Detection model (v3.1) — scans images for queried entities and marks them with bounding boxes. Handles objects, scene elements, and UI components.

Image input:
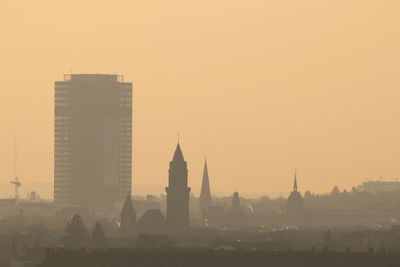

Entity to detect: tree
[351,186,359,194]
[304,191,312,199]
[331,185,340,195]
[62,214,88,248]
[91,221,107,248]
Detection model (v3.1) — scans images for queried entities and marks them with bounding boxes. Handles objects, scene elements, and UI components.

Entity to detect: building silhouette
[286,170,304,214]
[136,209,168,234]
[357,180,400,194]
[54,74,132,207]
[206,206,225,228]
[165,142,191,230]
[232,192,241,207]
[227,192,249,229]
[120,195,136,233]
[199,160,212,221]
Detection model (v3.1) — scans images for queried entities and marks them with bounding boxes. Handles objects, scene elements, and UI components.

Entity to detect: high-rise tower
[199,160,212,219]
[54,74,132,207]
[165,142,191,230]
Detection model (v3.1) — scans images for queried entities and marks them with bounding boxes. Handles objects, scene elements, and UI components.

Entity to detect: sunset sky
[1,0,400,199]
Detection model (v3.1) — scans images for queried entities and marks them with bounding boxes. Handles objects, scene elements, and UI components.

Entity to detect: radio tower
[10,132,21,204]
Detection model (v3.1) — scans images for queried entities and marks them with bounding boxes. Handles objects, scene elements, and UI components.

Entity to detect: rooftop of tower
[172,142,185,162]
[63,74,125,83]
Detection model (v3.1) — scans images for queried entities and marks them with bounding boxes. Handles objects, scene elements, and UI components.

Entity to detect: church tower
[232,192,241,207]
[120,194,136,233]
[166,142,191,230]
[286,170,304,214]
[199,160,212,220]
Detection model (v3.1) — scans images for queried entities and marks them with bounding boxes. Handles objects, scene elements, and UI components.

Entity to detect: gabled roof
[137,209,166,225]
[137,209,167,233]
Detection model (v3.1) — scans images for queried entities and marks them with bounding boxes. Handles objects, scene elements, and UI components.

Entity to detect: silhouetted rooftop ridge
[63,73,125,83]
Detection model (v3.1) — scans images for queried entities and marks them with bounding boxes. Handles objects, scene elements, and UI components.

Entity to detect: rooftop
[63,74,125,83]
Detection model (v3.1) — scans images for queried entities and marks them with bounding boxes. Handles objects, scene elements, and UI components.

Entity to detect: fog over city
[1,1,400,266]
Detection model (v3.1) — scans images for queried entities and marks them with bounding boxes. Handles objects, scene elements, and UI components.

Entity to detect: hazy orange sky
[1,0,400,199]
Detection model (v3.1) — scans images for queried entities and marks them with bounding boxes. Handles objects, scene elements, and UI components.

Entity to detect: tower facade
[54,74,132,207]
[232,192,240,207]
[199,160,212,220]
[165,143,191,230]
[227,191,249,229]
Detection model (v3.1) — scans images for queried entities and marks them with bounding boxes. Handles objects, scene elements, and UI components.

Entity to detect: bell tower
[165,142,191,230]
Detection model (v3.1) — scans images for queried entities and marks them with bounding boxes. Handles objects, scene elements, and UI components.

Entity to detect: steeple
[200,160,211,200]
[120,194,136,233]
[172,142,185,162]
[287,169,304,214]
[200,160,212,219]
[121,194,135,215]
[166,141,191,230]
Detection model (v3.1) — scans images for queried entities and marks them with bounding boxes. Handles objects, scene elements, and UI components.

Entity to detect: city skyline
[3,2,400,266]
[1,1,400,199]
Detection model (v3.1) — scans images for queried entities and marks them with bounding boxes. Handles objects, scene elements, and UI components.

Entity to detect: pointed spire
[172,142,185,162]
[199,159,212,220]
[121,194,135,214]
[200,160,211,201]
[293,168,298,192]
[120,194,136,232]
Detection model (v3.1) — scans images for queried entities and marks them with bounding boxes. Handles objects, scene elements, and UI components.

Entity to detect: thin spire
[293,168,298,192]
[200,160,211,201]
[13,130,17,179]
[199,159,212,220]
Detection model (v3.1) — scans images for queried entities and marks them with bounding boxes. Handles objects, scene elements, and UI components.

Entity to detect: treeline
[39,249,400,267]
[213,187,400,214]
